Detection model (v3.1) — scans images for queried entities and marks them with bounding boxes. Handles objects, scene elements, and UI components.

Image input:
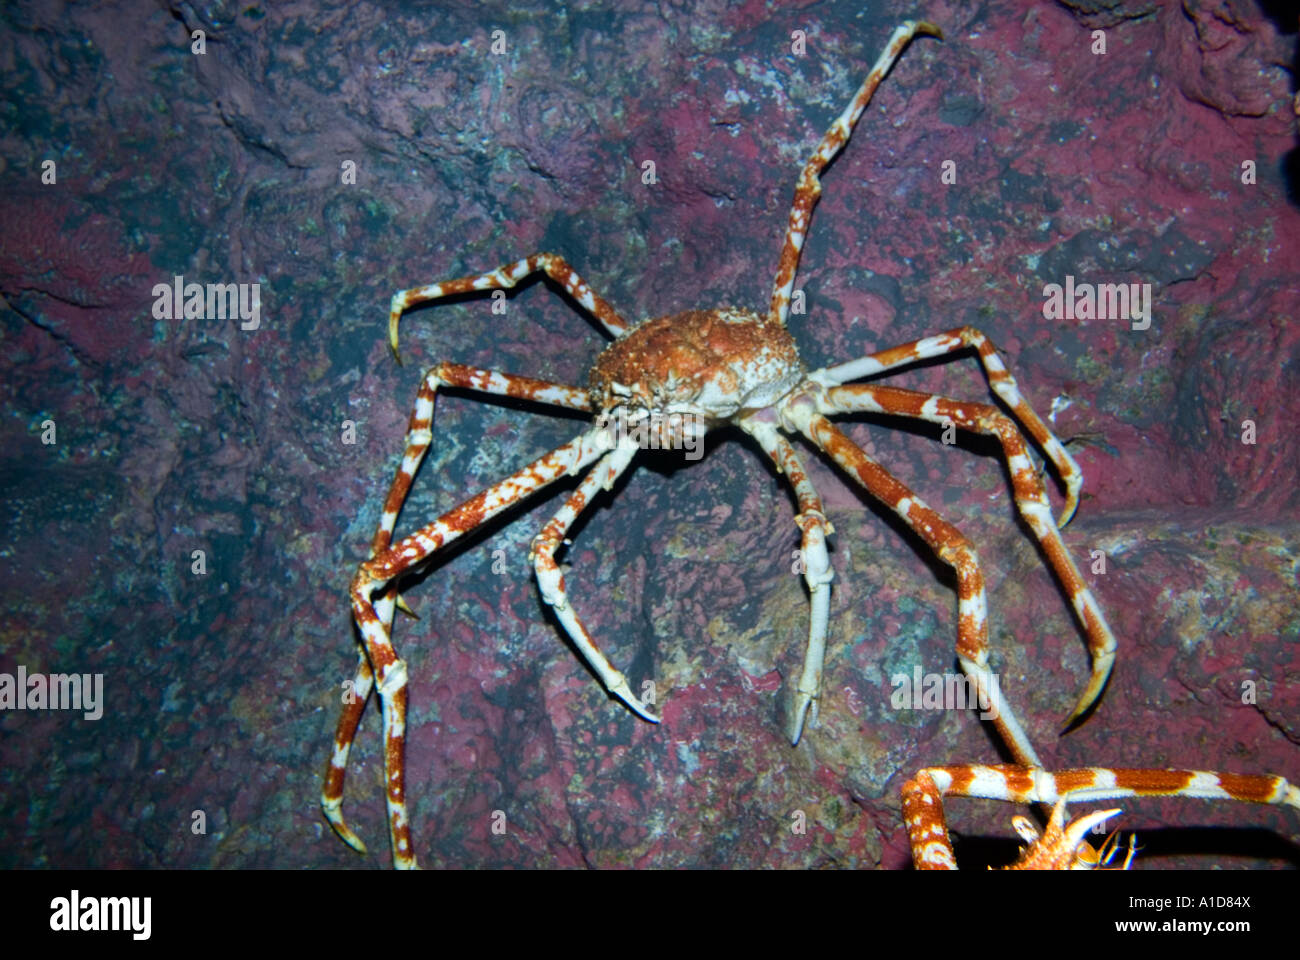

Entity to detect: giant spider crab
[321,20,1126,869]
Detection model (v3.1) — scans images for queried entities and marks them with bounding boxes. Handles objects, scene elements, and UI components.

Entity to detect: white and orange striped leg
[823,383,1115,725]
[781,402,1043,768]
[389,253,631,362]
[324,363,595,852]
[768,20,942,326]
[324,361,599,867]
[347,429,609,867]
[322,652,379,854]
[903,764,1300,870]
[323,363,591,854]
[530,438,659,719]
[821,326,1084,527]
[740,418,834,743]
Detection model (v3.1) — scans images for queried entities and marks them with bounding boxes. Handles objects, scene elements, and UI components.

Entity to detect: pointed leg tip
[1061,652,1115,732]
[1057,500,1079,529]
[388,314,405,365]
[628,696,661,723]
[323,799,370,855]
[787,694,816,744]
[332,822,369,856]
[615,686,661,723]
[1060,694,1096,734]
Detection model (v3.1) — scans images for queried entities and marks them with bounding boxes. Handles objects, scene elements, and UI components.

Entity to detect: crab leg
[390,253,631,362]
[347,428,608,868]
[769,20,941,327]
[823,382,1115,726]
[323,363,594,856]
[818,326,1083,527]
[366,361,591,571]
[740,418,834,744]
[531,438,658,719]
[328,354,604,868]
[903,764,1300,869]
[322,651,379,854]
[782,406,1044,768]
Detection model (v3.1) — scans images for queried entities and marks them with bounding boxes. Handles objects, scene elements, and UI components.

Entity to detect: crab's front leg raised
[769,20,942,327]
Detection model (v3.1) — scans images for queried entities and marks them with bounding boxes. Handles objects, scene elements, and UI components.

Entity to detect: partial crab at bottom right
[902,764,1300,869]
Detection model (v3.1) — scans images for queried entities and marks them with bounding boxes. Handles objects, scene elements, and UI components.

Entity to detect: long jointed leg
[322,364,597,859]
[784,408,1044,768]
[903,765,1300,870]
[323,364,595,853]
[820,326,1084,526]
[365,361,591,580]
[322,653,377,853]
[825,382,1115,725]
[344,424,609,867]
[768,20,941,327]
[530,440,658,719]
[741,418,834,744]
[390,252,631,361]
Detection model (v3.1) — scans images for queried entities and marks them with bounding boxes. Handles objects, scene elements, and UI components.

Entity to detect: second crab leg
[823,382,1116,726]
[820,326,1084,527]
[349,428,608,867]
[783,405,1044,768]
[530,438,657,719]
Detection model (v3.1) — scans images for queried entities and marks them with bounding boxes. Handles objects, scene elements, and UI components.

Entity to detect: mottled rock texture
[0,0,1296,868]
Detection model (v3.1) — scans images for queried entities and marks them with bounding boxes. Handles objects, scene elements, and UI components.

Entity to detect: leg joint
[529,529,561,562]
[375,657,409,698]
[938,535,979,571]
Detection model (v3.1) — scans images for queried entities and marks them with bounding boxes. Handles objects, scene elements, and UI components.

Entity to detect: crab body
[589,307,805,425]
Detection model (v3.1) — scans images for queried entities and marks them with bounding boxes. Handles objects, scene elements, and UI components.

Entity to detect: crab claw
[1009,798,1122,870]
